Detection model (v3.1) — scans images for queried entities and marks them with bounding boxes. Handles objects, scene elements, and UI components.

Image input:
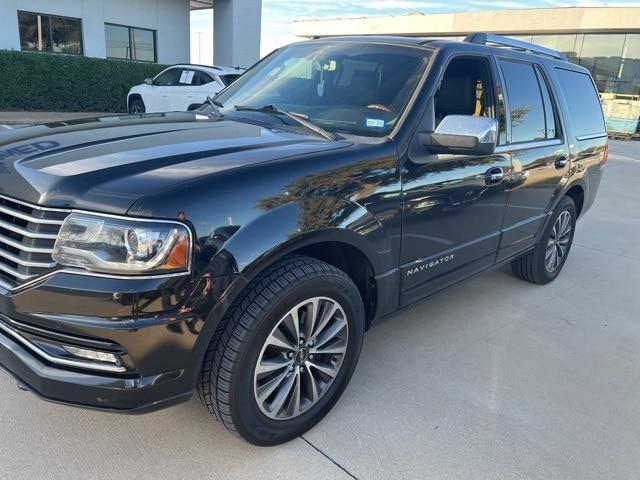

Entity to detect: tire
[198,255,365,446]
[128,98,146,114]
[511,196,577,285]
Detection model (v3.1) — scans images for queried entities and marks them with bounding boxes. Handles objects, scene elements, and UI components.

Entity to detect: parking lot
[0,140,638,480]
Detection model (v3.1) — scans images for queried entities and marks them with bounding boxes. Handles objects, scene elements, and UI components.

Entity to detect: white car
[127,64,245,114]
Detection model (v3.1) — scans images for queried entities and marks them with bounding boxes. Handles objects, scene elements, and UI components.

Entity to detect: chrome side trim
[495,139,563,154]
[576,133,608,141]
[0,317,126,373]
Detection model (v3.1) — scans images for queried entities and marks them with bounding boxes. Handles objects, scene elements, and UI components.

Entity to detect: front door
[400,54,512,306]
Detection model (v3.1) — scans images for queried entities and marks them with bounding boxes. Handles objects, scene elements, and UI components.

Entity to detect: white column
[214,0,261,68]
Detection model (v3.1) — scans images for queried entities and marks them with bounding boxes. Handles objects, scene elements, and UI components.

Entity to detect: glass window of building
[18,11,82,55]
[530,34,580,62]
[105,24,156,62]
[618,34,640,96]
[499,59,547,143]
[577,34,626,93]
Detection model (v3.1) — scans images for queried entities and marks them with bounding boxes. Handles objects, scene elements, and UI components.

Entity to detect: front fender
[212,197,392,282]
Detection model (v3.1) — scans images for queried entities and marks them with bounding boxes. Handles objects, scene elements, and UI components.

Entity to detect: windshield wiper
[234,104,337,141]
[205,96,223,118]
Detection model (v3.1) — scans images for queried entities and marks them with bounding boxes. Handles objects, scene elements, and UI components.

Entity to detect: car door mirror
[419,115,498,156]
[144,77,154,86]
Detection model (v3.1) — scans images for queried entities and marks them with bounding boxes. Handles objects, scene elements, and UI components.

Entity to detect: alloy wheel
[545,210,572,273]
[253,297,349,420]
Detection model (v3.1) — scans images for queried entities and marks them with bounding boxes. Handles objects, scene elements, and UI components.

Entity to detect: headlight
[52,213,191,275]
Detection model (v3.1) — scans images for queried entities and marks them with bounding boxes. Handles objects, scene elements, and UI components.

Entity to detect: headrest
[436,74,477,117]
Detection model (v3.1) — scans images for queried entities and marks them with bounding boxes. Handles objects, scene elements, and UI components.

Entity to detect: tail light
[601,143,609,166]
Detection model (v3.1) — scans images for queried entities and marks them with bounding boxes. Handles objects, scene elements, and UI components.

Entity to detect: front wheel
[128,98,145,114]
[198,255,365,446]
[511,196,577,285]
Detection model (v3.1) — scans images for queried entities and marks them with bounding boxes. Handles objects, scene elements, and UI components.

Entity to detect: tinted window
[500,60,546,143]
[132,28,155,62]
[555,68,606,138]
[194,71,214,85]
[219,74,241,86]
[18,11,82,55]
[155,69,180,86]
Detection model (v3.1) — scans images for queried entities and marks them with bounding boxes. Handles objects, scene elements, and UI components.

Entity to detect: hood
[0,113,349,214]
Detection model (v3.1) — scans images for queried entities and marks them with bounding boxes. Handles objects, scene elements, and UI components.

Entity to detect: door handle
[555,154,569,169]
[485,167,504,185]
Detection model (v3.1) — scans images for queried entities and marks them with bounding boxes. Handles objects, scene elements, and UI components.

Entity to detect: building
[294,7,640,134]
[0,0,261,67]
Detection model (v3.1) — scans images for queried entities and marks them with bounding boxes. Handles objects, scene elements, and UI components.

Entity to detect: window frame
[533,63,565,143]
[105,22,157,63]
[17,10,84,55]
[496,56,564,147]
[554,66,608,141]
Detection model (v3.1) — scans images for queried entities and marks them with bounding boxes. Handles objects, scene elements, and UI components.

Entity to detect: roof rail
[464,33,568,61]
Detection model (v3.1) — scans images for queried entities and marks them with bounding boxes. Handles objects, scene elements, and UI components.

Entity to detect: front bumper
[0,269,236,413]
[0,322,192,412]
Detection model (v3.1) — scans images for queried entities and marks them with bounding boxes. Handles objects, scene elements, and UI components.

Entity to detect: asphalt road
[1,141,639,480]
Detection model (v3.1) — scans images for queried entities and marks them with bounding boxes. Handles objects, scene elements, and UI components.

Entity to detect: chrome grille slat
[0,204,64,225]
[0,262,32,280]
[0,249,57,268]
[0,195,66,289]
[0,218,58,239]
[0,232,53,254]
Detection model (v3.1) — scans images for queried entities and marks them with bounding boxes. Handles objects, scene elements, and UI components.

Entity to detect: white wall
[0,0,190,64]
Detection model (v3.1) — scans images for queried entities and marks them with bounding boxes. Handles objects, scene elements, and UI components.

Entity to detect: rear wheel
[128,98,145,114]
[511,196,577,285]
[198,255,365,446]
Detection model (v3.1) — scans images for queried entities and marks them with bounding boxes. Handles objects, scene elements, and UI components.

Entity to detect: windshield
[214,42,431,137]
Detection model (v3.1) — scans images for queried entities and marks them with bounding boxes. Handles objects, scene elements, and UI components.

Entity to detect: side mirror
[144,77,154,86]
[419,115,498,156]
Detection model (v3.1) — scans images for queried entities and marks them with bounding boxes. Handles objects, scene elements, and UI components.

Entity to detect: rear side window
[499,59,546,143]
[555,68,606,139]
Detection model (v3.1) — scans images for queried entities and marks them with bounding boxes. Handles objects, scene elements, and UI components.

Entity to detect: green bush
[0,50,167,112]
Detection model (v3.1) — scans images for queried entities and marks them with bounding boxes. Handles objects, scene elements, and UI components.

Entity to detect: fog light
[63,345,120,365]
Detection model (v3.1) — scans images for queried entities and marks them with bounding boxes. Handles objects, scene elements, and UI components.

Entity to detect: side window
[535,66,558,139]
[218,74,241,86]
[154,68,180,86]
[194,71,214,85]
[499,59,546,143]
[435,56,496,127]
[555,68,606,139]
[177,69,197,85]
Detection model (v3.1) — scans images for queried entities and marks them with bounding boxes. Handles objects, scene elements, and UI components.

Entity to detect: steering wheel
[367,104,393,113]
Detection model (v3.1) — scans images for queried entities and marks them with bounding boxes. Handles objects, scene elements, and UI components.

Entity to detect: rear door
[495,57,570,261]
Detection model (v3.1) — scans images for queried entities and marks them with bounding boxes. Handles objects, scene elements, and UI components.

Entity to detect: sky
[191,0,640,63]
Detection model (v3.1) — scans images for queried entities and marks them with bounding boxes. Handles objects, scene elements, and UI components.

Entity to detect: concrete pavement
[0,141,638,480]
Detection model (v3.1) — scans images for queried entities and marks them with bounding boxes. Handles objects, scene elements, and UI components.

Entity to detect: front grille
[0,194,69,291]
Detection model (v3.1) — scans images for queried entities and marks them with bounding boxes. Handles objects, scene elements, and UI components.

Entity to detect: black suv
[0,34,607,445]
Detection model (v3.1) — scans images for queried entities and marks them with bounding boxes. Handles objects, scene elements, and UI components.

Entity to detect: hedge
[0,50,167,112]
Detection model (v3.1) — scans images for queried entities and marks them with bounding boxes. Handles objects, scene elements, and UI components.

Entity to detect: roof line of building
[293,6,640,38]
